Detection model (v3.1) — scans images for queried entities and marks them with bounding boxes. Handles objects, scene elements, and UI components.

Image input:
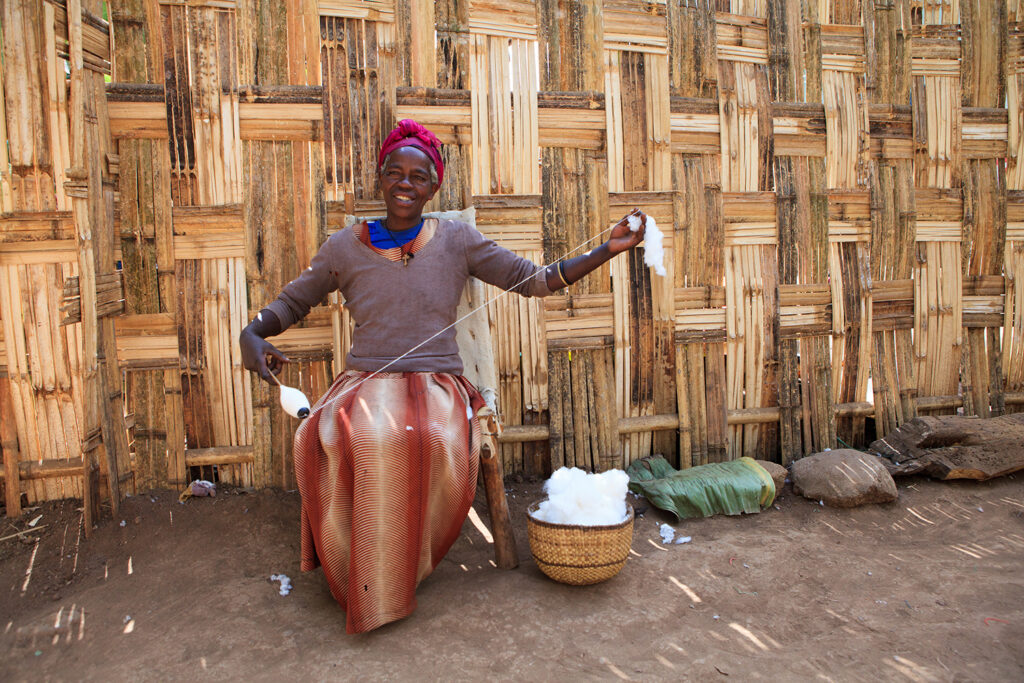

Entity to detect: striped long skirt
[293,371,483,634]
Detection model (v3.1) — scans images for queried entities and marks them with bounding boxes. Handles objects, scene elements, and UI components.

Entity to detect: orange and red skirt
[293,370,483,633]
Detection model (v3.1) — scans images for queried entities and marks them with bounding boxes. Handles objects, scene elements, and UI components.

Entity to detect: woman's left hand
[606,209,648,255]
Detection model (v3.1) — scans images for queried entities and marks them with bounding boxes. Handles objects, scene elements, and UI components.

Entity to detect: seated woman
[240,119,648,633]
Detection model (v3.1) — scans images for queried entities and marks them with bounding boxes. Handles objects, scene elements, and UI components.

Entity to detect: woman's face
[379,146,439,227]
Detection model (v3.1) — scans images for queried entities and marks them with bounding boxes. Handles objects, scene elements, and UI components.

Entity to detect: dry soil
[1,474,1023,681]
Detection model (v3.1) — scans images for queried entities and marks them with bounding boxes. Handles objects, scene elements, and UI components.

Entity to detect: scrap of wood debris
[870,413,1024,481]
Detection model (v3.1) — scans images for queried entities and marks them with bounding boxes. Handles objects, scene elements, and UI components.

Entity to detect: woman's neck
[384,214,423,232]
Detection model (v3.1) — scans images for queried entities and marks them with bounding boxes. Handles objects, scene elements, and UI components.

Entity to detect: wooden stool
[478,410,518,569]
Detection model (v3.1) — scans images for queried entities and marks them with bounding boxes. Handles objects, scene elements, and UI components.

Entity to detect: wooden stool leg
[479,436,518,569]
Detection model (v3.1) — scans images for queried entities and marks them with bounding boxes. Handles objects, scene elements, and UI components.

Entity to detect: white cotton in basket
[626,214,666,277]
[532,467,630,526]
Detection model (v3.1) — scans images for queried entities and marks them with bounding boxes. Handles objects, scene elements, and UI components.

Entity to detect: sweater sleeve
[460,221,554,298]
[263,232,343,329]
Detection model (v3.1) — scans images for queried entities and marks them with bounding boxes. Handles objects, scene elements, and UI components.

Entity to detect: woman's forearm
[543,210,646,292]
[545,243,615,291]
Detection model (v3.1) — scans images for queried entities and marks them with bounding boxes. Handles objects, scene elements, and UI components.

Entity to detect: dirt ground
[1,472,1022,682]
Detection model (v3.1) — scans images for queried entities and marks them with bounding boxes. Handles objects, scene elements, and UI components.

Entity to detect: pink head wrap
[377,119,444,186]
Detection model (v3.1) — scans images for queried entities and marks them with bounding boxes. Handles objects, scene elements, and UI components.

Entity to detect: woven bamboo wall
[2,0,1024,509]
[1,0,131,524]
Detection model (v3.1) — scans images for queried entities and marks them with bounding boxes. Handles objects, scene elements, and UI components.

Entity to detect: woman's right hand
[240,329,289,383]
[606,208,648,255]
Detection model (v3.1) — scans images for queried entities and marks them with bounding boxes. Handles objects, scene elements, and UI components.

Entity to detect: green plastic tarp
[626,455,776,520]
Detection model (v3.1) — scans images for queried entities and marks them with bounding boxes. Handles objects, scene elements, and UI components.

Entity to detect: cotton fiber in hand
[626,214,666,277]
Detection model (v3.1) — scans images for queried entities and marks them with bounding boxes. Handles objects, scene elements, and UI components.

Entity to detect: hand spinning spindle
[267,372,311,419]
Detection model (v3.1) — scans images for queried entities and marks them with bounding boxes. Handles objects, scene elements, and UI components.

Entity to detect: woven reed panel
[0,0,134,521]
[96,0,1024,476]
[8,0,1024,514]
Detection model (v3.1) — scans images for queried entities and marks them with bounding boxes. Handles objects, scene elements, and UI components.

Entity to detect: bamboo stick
[470,35,489,194]
[229,258,248,445]
[605,49,624,192]
[0,38,11,212]
[0,374,21,515]
[218,258,235,444]
[184,446,253,467]
[612,256,628,466]
[43,2,70,213]
[67,0,97,524]
[740,245,754,456]
[493,399,883,445]
[61,262,85,475]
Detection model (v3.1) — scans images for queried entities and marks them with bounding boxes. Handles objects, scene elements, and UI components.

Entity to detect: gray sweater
[265,219,553,374]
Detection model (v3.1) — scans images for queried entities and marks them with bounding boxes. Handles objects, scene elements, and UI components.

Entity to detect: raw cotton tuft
[532,467,630,526]
[641,216,665,276]
[659,523,692,545]
[626,214,666,276]
[270,573,292,596]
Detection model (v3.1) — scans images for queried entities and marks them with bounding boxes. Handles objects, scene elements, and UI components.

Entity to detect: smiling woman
[377,120,443,232]
[371,145,438,263]
[237,119,649,633]
[379,146,437,225]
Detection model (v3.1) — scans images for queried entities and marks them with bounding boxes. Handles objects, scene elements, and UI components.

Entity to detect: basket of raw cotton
[526,467,634,586]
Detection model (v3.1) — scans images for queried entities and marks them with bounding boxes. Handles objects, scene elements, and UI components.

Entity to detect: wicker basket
[526,502,635,586]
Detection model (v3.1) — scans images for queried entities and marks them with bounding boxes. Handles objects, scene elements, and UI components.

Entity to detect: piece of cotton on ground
[659,524,692,545]
[627,214,666,276]
[532,467,630,526]
[270,573,292,596]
